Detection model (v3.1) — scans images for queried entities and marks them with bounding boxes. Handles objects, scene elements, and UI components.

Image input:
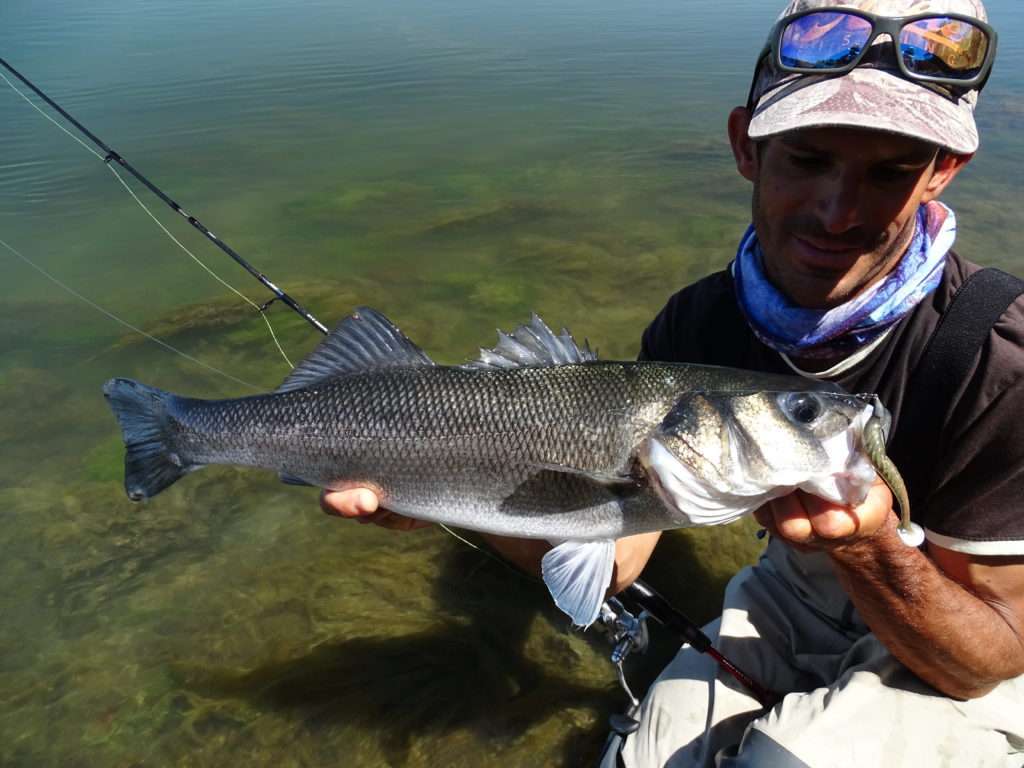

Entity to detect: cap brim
[748,69,979,155]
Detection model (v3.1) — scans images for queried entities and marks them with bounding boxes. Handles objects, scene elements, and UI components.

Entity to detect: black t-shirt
[640,251,1024,553]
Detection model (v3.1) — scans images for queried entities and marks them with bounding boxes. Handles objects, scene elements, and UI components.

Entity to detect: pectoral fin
[541,539,616,628]
[279,472,314,487]
[530,463,641,493]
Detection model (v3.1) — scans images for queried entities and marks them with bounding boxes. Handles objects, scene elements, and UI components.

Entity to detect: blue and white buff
[733,201,957,360]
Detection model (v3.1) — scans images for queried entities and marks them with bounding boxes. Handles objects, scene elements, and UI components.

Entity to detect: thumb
[320,487,380,517]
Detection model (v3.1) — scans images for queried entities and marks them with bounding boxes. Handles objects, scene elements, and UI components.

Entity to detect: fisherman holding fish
[321,0,1024,764]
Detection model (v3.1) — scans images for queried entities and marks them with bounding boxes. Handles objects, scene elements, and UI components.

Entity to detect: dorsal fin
[276,307,434,393]
[464,313,598,370]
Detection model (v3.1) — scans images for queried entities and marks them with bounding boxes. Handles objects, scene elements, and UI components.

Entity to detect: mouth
[791,235,864,272]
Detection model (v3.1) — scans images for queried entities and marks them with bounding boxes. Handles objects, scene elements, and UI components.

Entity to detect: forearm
[478,533,548,578]
[479,531,662,594]
[829,516,1024,699]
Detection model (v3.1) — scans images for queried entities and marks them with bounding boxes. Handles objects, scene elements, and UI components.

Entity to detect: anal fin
[541,539,616,628]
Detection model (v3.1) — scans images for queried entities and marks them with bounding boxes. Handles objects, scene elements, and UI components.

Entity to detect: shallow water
[1,1,1023,765]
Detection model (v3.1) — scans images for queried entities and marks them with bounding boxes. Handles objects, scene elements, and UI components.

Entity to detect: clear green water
[1,1,1022,764]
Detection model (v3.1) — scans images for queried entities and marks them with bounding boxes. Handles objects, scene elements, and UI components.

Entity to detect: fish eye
[784,393,822,425]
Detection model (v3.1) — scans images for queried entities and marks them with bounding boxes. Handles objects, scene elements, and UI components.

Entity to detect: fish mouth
[785,399,880,506]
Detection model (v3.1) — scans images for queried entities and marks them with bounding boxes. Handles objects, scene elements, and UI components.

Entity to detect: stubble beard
[750,187,918,309]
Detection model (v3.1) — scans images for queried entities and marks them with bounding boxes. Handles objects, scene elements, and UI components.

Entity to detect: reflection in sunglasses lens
[780,12,872,69]
[900,17,989,79]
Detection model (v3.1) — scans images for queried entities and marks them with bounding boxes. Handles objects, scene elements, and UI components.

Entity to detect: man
[322,0,1024,764]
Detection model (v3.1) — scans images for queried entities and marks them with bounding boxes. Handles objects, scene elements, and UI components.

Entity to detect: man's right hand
[319,488,432,531]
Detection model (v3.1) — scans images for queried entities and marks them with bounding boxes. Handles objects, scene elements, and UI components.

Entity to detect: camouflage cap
[748,0,991,154]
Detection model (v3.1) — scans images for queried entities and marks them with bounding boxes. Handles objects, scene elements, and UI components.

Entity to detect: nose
[815,170,865,235]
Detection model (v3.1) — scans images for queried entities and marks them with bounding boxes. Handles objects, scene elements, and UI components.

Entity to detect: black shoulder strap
[896,268,1024,508]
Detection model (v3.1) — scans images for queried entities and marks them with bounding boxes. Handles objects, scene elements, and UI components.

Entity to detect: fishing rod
[0,55,329,337]
[621,580,779,709]
[595,579,778,767]
[599,578,777,713]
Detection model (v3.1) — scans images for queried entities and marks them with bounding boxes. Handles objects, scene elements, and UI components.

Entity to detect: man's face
[734,121,965,309]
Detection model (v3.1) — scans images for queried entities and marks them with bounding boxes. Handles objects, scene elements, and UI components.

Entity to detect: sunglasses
[748,8,997,107]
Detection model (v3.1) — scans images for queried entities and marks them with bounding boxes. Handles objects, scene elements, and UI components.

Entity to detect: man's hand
[753,478,895,552]
[319,488,431,531]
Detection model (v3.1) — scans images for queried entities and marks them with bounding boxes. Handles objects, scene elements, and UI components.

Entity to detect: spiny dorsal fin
[464,313,598,370]
[276,307,434,393]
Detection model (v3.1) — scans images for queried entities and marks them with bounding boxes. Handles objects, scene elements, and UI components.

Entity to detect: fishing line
[3,61,295,370]
[438,524,484,553]
[1,70,104,160]
[103,163,294,369]
[0,57,327,353]
[0,236,261,391]
[0,65,296,371]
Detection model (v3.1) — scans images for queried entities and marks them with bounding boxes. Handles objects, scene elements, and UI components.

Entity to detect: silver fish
[103,307,892,625]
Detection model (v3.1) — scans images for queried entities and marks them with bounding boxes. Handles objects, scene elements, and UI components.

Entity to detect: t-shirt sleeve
[920,299,1024,554]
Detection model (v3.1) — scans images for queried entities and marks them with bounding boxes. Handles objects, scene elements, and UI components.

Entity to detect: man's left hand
[753,478,895,551]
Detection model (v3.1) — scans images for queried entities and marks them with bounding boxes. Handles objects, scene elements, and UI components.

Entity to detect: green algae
[423,200,567,238]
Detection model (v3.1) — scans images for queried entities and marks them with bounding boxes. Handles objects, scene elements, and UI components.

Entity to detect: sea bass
[103,307,896,626]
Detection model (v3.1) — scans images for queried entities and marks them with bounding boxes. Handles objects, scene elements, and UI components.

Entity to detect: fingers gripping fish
[103,308,914,627]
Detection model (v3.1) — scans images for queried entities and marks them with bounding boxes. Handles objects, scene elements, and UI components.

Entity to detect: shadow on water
[175,523,755,767]
[176,545,598,764]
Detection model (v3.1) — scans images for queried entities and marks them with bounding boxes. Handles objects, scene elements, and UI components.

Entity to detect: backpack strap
[894,268,1024,510]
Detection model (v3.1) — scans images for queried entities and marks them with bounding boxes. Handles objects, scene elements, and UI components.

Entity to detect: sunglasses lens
[780,12,873,69]
[900,17,990,80]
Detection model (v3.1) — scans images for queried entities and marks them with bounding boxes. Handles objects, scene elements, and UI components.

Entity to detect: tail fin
[102,378,192,501]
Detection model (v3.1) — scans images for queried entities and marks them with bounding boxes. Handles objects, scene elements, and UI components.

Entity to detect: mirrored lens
[900,17,989,79]
[780,12,873,69]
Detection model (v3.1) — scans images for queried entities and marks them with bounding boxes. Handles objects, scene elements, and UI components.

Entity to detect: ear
[728,106,759,182]
[921,151,973,203]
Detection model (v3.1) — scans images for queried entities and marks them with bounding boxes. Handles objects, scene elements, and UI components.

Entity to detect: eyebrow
[779,136,937,164]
